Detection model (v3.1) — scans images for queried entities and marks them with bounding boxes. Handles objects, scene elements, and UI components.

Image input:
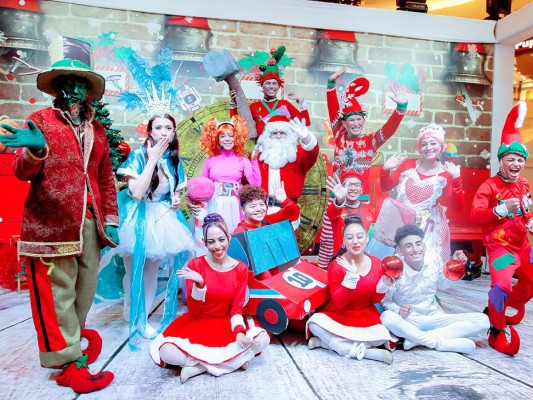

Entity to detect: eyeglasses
[345,182,362,188]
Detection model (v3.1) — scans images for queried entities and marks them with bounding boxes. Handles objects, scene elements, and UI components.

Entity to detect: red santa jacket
[470,174,533,236]
[230,99,310,137]
[14,107,119,257]
[258,142,320,200]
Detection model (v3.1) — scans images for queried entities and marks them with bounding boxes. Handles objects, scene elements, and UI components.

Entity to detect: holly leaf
[114,46,135,61]
[98,32,118,47]
[385,63,397,82]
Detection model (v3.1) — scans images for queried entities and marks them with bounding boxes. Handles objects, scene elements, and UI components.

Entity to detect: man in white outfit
[380,224,489,354]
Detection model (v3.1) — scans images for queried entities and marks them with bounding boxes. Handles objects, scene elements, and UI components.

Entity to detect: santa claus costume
[256,115,319,204]
[379,125,464,263]
[471,102,533,356]
[230,46,310,137]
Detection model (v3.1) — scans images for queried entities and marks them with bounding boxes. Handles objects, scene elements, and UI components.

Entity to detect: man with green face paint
[0,36,118,393]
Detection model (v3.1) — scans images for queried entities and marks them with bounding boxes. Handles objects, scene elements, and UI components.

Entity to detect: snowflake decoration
[480,149,491,159]
[43,27,59,42]
[467,44,480,57]
[147,20,162,36]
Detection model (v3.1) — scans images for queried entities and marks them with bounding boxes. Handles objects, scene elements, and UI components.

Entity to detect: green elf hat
[256,46,286,87]
[497,101,529,160]
[37,36,105,102]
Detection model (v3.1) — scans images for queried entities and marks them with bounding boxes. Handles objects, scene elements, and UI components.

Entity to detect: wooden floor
[1,274,533,400]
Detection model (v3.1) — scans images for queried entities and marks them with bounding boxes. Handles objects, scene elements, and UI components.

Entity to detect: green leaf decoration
[98,32,118,47]
[114,46,135,61]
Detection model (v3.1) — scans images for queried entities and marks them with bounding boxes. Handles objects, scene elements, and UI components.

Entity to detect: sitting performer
[150,214,270,383]
[306,215,395,364]
[318,169,376,268]
[234,183,300,233]
[471,101,533,356]
[380,224,489,354]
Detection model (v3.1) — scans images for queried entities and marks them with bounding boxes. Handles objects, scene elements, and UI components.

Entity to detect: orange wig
[200,115,249,157]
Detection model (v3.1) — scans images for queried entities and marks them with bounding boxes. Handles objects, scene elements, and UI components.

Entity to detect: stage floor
[1,274,532,400]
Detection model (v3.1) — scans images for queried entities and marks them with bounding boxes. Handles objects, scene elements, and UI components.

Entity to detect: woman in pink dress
[306,215,395,364]
[379,124,463,262]
[150,214,269,383]
[200,116,261,233]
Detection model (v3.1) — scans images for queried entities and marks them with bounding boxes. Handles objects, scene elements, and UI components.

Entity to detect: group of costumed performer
[0,36,117,393]
[471,101,533,356]
[378,124,464,263]
[199,115,261,233]
[230,46,310,137]
[150,213,270,383]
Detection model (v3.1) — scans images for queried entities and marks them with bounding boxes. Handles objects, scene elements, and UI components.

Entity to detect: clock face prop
[176,102,329,253]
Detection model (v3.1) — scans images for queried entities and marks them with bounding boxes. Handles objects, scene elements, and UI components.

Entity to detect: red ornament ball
[444,260,466,281]
[117,141,131,158]
[29,98,36,104]
[381,256,404,279]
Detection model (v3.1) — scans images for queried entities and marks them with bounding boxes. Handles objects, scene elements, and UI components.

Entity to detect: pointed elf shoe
[80,328,102,364]
[55,355,114,393]
[488,326,520,356]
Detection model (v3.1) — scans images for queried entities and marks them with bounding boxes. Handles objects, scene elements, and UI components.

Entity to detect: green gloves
[105,225,120,245]
[0,120,47,153]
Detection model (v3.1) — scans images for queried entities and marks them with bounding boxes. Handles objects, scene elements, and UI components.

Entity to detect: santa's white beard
[259,137,297,169]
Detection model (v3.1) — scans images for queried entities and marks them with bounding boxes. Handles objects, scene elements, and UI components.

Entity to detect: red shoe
[80,328,102,364]
[55,357,114,393]
[505,304,526,326]
[488,326,520,356]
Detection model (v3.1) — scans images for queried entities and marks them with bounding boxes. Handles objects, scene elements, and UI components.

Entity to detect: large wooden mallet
[203,49,258,139]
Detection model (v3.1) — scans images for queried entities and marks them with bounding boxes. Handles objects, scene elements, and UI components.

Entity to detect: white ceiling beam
[51,0,497,43]
[495,1,533,44]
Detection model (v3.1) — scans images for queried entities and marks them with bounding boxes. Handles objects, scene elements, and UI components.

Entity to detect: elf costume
[471,101,533,356]
[230,46,310,137]
[0,37,117,392]
[327,76,407,190]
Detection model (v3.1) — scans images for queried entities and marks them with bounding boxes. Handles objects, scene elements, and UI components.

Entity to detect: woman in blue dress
[116,114,194,341]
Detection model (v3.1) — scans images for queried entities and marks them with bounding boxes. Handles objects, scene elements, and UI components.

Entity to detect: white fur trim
[191,283,207,301]
[307,313,394,343]
[150,327,265,366]
[375,277,391,294]
[300,133,318,152]
[230,314,246,331]
[263,121,291,136]
[341,271,359,289]
[516,101,527,128]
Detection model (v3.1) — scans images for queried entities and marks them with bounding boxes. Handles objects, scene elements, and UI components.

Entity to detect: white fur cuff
[300,133,318,152]
[376,277,391,294]
[191,284,207,302]
[230,314,245,331]
[341,271,359,289]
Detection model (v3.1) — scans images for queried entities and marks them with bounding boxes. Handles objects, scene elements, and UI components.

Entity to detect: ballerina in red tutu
[150,213,270,383]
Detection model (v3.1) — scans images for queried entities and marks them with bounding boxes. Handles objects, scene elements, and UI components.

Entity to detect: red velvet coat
[14,107,119,257]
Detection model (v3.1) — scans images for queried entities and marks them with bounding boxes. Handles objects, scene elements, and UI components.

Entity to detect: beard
[258,135,298,169]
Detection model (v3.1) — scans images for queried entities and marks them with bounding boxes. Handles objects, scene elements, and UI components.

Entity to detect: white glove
[341,271,360,289]
[289,117,309,140]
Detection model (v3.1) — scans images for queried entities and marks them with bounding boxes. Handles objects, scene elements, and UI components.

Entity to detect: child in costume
[318,169,376,269]
[230,46,310,138]
[379,124,464,263]
[150,214,270,383]
[0,36,116,393]
[117,114,194,341]
[470,102,533,356]
[306,215,395,364]
[381,224,489,354]
[233,183,300,233]
[200,115,261,233]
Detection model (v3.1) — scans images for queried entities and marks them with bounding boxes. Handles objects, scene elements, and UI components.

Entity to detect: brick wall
[0,1,494,169]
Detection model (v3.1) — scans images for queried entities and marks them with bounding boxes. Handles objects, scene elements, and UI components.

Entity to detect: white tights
[123,256,160,329]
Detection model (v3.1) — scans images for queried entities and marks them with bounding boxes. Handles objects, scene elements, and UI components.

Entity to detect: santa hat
[417,124,446,153]
[339,168,363,190]
[340,77,370,119]
[256,46,285,87]
[263,114,291,134]
[497,101,529,160]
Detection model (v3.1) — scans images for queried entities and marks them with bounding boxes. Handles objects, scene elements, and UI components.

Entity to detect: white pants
[381,310,489,350]
[308,322,387,360]
[158,331,270,377]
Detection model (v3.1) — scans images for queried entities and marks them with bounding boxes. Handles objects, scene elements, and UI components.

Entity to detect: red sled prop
[228,220,329,334]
